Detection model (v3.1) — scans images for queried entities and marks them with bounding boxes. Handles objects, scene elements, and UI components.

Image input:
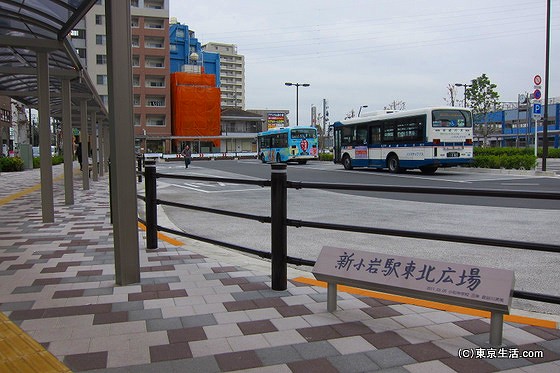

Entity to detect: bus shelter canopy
[0,0,106,119]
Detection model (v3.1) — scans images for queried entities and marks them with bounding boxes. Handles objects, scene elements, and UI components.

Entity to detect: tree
[384,100,406,111]
[444,84,457,107]
[464,73,501,146]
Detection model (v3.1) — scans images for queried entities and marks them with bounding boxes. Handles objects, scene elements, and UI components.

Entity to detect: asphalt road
[146,159,560,315]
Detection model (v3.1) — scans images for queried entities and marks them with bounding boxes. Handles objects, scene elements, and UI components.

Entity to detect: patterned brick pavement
[1,164,560,372]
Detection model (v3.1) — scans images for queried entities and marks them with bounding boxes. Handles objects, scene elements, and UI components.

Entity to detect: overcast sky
[170,0,559,125]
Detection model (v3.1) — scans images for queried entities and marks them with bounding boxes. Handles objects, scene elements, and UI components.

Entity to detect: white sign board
[313,246,514,309]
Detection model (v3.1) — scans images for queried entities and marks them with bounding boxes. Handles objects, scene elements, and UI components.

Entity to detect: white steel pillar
[90,111,99,181]
[106,0,140,285]
[61,79,74,205]
[37,51,54,223]
[80,100,89,190]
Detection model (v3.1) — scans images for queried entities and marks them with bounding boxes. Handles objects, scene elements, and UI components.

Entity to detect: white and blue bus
[333,107,473,174]
[258,126,319,164]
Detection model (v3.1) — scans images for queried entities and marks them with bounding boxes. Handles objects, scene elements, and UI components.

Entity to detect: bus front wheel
[342,154,353,170]
[419,166,438,174]
[387,154,401,173]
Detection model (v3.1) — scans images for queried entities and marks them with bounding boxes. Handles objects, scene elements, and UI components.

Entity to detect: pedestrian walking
[76,142,82,170]
[181,145,192,168]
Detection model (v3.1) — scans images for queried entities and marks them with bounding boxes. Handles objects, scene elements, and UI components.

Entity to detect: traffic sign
[534,89,542,100]
[533,103,542,120]
[534,75,542,85]
[533,103,542,115]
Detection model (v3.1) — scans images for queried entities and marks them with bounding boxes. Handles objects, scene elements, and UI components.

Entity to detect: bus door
[333,126,342,163]
[368,125,383,167]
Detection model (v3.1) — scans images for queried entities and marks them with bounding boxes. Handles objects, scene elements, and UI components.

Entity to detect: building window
[145,0,163,9]
[1,109,11,122]
[133,95,141,107]
[133,75,140,87]
[145,76,165,87]
[96,54,107,64]
[145,19,164,29]
[75,48,86,59]
[146,96,165,107]
[145,57,164,68]
[144,37,164,49]
[70,29,85,39]
[95,34,106,45]
[132,36,139,47]
[132,56,140,67]
[170,44,177,52]
[95,15,104,25]
[97,74,108,85]
[176,29,184,38]
[146,115,165,126]
[131,17,139,28]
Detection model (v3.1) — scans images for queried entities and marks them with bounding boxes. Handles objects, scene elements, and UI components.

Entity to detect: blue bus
[257,126,319,164]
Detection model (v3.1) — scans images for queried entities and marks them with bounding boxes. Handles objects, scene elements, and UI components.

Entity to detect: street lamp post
[285,82,310,126]
[455,83,472,107]
[358,105,368,117]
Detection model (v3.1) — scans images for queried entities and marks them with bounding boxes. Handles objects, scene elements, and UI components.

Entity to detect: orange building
[170,72,221,152]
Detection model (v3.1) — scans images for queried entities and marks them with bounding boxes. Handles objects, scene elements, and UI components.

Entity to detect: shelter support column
[37,51,54,223]
[61,79,74,205]
[98,121,105,177]
[79,100,89,190]
[106,0,140,285]
[90,111,99,181]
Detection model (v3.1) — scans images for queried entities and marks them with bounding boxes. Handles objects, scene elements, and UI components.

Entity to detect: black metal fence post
[144,158,158,250]
[137,155,143,182]
[271,163,287,290]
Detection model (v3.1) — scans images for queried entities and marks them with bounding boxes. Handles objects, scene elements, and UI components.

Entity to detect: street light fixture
[358,105,368,117]
[285,82,310,126]
[455,83,472,108]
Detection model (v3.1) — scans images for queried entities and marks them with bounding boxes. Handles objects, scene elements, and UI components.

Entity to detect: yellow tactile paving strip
[0,313,71,373]
[294,277,559,330]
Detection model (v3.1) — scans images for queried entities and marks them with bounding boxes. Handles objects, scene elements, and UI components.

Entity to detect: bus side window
[370,126,381,144]
[356,125,368,145]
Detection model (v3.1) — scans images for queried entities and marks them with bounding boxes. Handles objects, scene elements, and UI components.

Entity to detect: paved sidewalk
[1,165,560,372]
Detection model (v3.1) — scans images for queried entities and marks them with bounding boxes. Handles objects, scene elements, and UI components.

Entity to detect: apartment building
[203,42,245,109]
[73,0,171,153]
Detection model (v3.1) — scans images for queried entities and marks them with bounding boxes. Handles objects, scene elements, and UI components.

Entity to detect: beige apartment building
[203,42,245,109]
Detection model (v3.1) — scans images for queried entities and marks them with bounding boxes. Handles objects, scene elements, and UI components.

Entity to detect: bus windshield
[290,129,316,139]
[432,110,472,128]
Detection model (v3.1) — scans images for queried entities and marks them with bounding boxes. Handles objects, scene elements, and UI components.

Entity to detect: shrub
[472,154,536,170]
[33,155,64,168]
[319,152,333,161]
[0,157,25,172]
[52,155,64,165]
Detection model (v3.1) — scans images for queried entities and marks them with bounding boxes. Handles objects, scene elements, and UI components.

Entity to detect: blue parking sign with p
[533,103,542,114]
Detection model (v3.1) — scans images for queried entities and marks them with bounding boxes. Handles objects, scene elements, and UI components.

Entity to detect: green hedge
[472,154,537,170]
[319,152,333,161]
[33,155,64,168]
[474,147,560,158]
[0,157,24,172]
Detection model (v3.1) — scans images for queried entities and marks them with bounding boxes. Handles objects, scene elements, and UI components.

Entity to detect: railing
[137,159,560,306]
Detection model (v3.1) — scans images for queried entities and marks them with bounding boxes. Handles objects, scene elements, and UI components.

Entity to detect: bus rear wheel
[419,166,438,174]
[342,154,353,170]
[387,154,401,173]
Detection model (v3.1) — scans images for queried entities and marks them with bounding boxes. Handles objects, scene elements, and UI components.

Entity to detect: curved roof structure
[0,0,106,118]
